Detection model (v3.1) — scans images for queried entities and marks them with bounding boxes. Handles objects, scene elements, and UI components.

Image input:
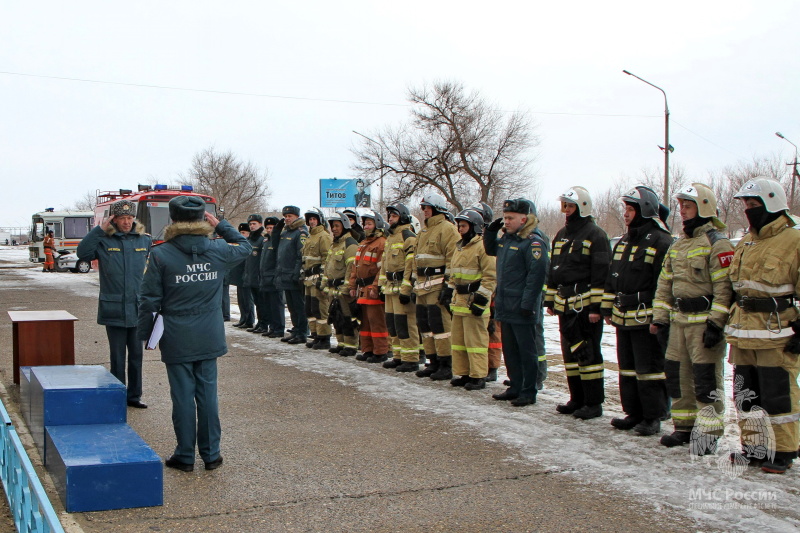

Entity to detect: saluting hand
[205,212,220,227]
[100,215,115,231]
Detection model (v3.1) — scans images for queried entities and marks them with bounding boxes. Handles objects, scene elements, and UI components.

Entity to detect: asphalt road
[0,256,700,533]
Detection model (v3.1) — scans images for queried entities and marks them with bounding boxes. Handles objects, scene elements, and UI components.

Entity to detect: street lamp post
[623,70,670,205]
[352,130,384,211]
[776,132,800,211]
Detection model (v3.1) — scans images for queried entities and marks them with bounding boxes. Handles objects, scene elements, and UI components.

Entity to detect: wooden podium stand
[8,311,77,384]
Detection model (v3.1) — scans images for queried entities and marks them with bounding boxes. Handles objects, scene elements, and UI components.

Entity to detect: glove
[487,320,496,335]
[519,308,533,318]
[314,278,323,291]
[379,292,386,302]
[785,320,800,354]
[654,323,670,351]
[470,303,486,316]
[398,293,411,305]
[487,217,503,233]
[438,286,454,307]
[702,320,724,349]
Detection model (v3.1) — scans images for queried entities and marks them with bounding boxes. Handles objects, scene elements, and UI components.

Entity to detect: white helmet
[558,186,592,217]
[733,178,788,213]
[675,183,718,219]
[409,215,421,234]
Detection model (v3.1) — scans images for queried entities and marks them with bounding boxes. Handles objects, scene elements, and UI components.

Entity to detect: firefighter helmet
[420,192,449,214]
[341,208,361,227]
[328,211,352,231]
[558,186,593,217]
[455,209,484,235]
[469,201,494,225]
[621,185,660,219]
[361,210,389,232]
[410,215,421,234]
[387,203,412,225]
[304,207,327,228]
[733,177,789,213]
[675,183,719,219]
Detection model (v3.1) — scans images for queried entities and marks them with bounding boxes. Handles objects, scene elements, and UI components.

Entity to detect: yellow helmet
[675,183,718,219]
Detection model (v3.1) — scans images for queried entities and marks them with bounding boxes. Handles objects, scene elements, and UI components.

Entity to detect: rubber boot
[660,431,691,448]
[573,404,603,420]
[329,344,343,354]
[366,353,389,363]
[312,335,331,350]
[464,377,486,391]
[611,415,642,430]
[762,452,796,474]
[396,362,419,372]
[633,419,660,436]
[305,333,318,348]
[383,358,403,369]
[485,368,498,382]
[356,351,372,361]
[430,356,453,381]
[450,375,470,387]
[416,354,438,377]
[339,347,357,357]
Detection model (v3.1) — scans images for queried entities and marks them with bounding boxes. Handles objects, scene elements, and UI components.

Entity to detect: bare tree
[65,190,98,212]
[635,163,689,232]
[592,180,630,238]
[535,204,564,243]
[352,81,539,213]
[182,146,271,223]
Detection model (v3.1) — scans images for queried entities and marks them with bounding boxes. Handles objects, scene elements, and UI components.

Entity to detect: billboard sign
[319,179,372,208]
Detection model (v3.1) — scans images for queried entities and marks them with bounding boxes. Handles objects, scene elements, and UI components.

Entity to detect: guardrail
[0,399,64,533]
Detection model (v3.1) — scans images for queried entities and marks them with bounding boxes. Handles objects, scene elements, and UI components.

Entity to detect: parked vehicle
[29,209,94,264]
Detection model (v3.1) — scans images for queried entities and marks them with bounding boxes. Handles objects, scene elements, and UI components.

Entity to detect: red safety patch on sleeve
[717,251,734,268]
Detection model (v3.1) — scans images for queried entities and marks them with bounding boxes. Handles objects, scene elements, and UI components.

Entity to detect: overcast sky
[1,1,798,228]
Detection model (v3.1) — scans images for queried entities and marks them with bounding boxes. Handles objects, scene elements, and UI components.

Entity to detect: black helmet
[328,212,352,231]
[469,202,494,225]
[455,209,485,235]
[387,203,412,225]
[420,192,449,214]
[621,185,660,219]
[342,208,361,227]
[304,207,327,228]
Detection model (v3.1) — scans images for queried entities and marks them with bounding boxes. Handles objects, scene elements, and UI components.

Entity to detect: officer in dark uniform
[230,223,255,328]
[484,198,550,406]
[77,199,152,408]
[243,214,267,333]
[138,196,250,472]
[601,185,672,436]
[258,216,285,337]
[276,206,310,344]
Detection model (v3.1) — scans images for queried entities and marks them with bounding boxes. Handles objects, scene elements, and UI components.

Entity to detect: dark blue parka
[242,227,265,289]
[77,222,152,327]
[137,220,250,363]
[259,220,283,291]
[484,215,550,324]
[275,217,308,291]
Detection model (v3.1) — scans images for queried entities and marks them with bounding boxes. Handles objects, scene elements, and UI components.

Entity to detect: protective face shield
[409,215,421,234]
[469,201,494,225]
[455,209,485,235]
[386,203,412,225]
[342,209,361,227]
[558,186,592,217]
[330,212,352,230]
[674,183,718,219]
[733,178,789,213]
[420,192,449,214]
[620,185,660,219]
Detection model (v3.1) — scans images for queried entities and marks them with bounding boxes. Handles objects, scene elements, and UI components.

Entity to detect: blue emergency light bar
[181,185,193,192]
[153,184,167,190]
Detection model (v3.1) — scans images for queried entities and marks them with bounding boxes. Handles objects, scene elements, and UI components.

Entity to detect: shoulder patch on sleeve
[717,251,734,268]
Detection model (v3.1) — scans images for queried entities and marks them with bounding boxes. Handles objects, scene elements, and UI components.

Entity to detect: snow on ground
[4,245,797,531]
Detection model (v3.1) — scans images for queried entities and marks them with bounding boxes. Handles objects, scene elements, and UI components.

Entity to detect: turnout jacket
[137,220,250,363]
[484,215,549,324]
[322,233,359,297]
[275,218,309,291]
[544,216,611,315]
[349,229,386,305]
[242,227,264,288]
[448,235,497,317]
[413,214,459,294]
[77,222,152,327]
[378,223,416,298]
[302,224,332,287]
[601,219,672,329]
[725,214,800,349]
[653,221,733,328]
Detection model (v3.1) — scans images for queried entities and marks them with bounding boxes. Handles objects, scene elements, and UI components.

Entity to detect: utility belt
[386,270,405,282]
[417,266,446,277]
[673,295,713,313]
[356,275,376,287]
[736,295,794,313]
[614,290,654,310]
[304,265,322,276]
[327,277,346,288]
[455,280,481,294]
[557,282,591,298]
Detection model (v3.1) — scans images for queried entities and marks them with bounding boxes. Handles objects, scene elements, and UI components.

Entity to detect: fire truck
[29,209,95,264]
[94,185,218,242]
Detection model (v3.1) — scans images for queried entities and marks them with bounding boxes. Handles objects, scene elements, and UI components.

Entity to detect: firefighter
[413,193,460,380]
[602,185,673,436]
[343,209,366,242]
[448,209,497,390]
[323,212,360,357]
[379,203,422,372]
[302,208,333,349]
[651,183,733,448]
[243,214,267,333]
[484,198,549,405]
[276,206,309,345]
[725,178,800,474]
[42,230,55,272]
[349,211,389,362]
[545,186,611,419]
[258,216,286,338]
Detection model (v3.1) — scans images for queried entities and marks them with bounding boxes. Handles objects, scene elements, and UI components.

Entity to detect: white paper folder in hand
[146,313,164,350]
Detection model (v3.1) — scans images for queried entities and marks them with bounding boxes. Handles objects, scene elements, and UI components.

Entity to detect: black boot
[573,404,603,420]
[611,415,642,430]
[312,336,331,350]
[464,377,486,391]
[416,354,438,377]
[450,375,470,387]
[280,332,295,342]
[633,419,660,436]
[288,335,307,345]
[356,351,372,361]
[329,344,343,354]
[383,358,403,369]
[419,350,426,366]
[339,347,357,357]
[761,451,796,474]
[485,368,498,382]
[492,388,518,401]
[396,361,419,372]
[660,431,691,448]
[556,400,583,415]
[305,333,317,348]
[366,353,388,363]
[429,356,452,381]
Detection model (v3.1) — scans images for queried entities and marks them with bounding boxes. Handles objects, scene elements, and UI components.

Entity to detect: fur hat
[247,213,263,224]
[238,222,249,232]
[168,196,206,222]
[264,216,280,226]
[111,200,137,217]
[282,205,301,217]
